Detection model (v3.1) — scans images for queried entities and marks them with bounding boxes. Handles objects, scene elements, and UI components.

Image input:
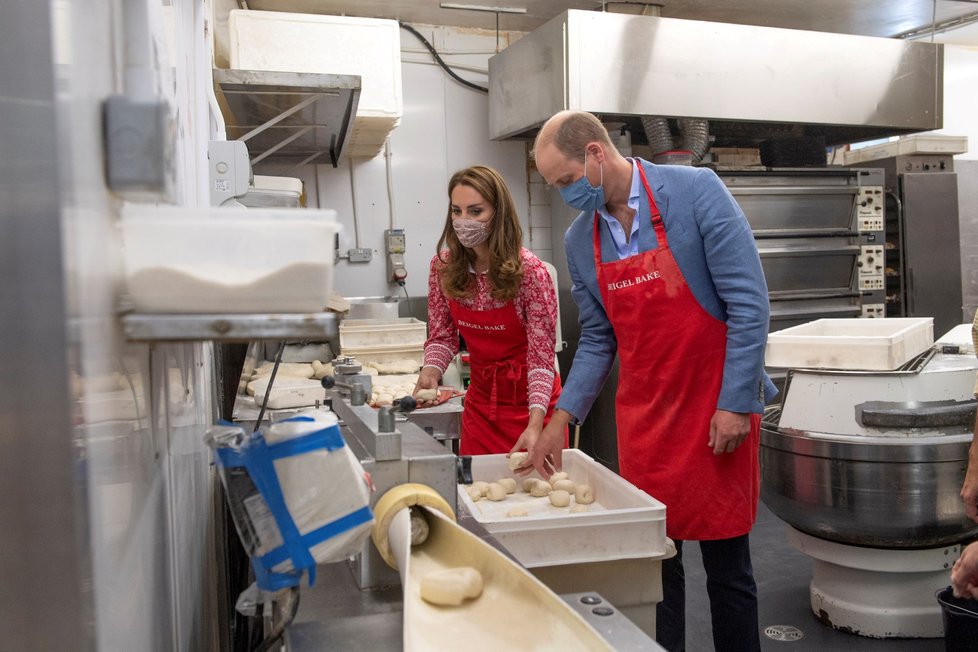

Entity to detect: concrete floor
[679,502,949,652]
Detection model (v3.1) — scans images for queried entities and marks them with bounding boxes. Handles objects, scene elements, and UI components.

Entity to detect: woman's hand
[413,367,442,407]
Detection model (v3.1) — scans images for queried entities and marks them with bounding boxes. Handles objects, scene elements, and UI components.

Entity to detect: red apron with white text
[595,165,759,540]
[449,299,562,456]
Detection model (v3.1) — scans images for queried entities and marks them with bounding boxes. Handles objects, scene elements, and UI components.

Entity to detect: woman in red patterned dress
[414,165,563,455]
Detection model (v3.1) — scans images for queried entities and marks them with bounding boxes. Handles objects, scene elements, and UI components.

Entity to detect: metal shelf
[121,312,339,343]
[214,68,360,168]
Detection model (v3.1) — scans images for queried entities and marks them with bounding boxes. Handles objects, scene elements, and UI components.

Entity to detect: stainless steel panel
[729,187,858,234]
[902,172,963,337]
[0,2,90,649]
[769,297,862,330]
[122,312,339,342]
[759,244,859,294]
[490,10,943,144]
[215,68,361,166]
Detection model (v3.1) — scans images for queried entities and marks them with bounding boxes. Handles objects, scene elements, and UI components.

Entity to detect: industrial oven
[549,167,887,470]
[846,136,967,337]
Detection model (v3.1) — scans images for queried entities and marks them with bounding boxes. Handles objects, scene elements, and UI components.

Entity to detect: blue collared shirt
[597,159,641,259]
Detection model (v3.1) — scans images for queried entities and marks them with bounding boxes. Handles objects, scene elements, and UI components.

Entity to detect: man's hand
[708,409,750,455]
[509,408,572,479]
[952,542,978,599]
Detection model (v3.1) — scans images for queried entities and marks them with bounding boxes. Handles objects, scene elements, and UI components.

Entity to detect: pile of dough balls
[464,467,596,516]
[369,374,419,407]
[366,357,422,375]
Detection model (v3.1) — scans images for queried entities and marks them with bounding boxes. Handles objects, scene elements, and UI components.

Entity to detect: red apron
[595,165,760,540]
[449,298,562,456]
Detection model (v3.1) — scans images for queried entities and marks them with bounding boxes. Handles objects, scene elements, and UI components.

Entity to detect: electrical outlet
[348,248,372,263]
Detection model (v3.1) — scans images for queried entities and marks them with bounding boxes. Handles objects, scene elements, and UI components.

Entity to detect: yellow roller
[372,482,456,570]
[372,483,615,652]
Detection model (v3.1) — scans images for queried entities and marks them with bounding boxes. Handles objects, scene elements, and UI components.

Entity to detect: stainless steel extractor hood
[488,10,943,147]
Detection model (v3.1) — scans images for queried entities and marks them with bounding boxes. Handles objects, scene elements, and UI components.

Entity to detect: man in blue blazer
[513,110,777,652]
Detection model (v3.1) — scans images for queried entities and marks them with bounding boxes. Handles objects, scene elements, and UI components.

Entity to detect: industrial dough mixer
[761,322,978,637]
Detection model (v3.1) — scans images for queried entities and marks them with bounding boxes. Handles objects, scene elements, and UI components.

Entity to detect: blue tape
[243,436,318,589]
[258,506,374,570]
[211,421,358,590]
[266,423,346,459]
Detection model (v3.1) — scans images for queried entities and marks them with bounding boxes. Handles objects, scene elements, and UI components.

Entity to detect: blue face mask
[559,150,605,213]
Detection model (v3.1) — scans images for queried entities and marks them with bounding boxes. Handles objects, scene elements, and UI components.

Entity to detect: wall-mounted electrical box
[385,228,407,283]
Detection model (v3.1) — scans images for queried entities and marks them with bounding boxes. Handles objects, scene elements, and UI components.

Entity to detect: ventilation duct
[489,11,943,149]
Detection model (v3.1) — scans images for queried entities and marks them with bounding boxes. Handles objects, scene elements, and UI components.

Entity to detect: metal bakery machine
[760,318,978,638]
[220,342,669,651]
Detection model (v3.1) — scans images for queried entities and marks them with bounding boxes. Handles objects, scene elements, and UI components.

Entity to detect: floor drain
[764,625,805,642]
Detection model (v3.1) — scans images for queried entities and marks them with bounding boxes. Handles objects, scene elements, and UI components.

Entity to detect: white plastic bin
[765,317,934,370]
[457,449,667,567]
[342,347,424,375]
[121,205,339,313]
[340,318,427,350]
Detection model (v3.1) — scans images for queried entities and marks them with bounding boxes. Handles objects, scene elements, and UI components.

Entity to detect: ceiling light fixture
[439,3,527,14]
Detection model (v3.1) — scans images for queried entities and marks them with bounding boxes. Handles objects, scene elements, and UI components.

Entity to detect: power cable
[398,22,489,93]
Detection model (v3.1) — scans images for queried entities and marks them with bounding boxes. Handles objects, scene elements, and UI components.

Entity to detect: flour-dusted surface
[127,262,332,313]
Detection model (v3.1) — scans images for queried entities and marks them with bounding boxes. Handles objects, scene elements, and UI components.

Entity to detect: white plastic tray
[458,449,667,568]
[340,318,427,350]
[844,134,968,165]
[765,317,934,371]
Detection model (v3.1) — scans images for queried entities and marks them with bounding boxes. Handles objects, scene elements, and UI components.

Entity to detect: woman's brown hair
[435,165,523,300]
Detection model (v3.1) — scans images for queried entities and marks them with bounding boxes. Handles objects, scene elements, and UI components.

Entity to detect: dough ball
[529,480,552,497]
[521,478,538,493]
[496,478,517,494]
[553,479,576,494]
[409,509,429,545]
[311,360,334,380]
[549,489,570,507]
[415,388,438,401]
[570,503,590,513]
[487,482,507,501]
[548,471,569,486]
[506,507,529,518]
[473,481,490,497]
[420,566,483,606]
[465,486,482,502]
[575,484,595,505]
[507,451,528,470]
[376,393,394,406]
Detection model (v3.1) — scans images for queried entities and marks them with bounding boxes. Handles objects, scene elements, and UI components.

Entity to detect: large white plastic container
[765,317,934,371]
[228,10,402,158]
[342,347,424,375]
[340,318,427,350]
[458,449,670,638]
[458,449,667,567]
[121,205,340,313]
[844,134,968,165]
